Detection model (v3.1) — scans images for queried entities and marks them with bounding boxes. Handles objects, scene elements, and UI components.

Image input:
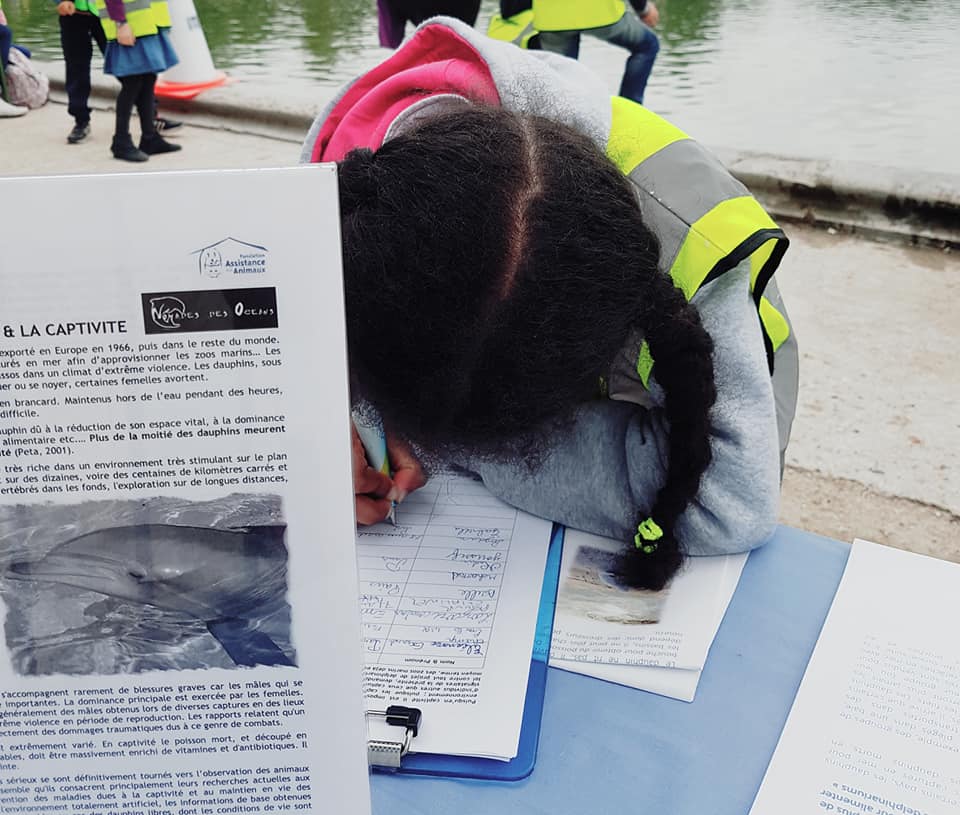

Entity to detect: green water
[5,0,958,174]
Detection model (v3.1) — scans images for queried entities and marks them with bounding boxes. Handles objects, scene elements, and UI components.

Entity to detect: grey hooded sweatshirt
[302,17,798,557]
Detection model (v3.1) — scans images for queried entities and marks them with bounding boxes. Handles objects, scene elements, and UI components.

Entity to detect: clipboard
[368,524,564,780]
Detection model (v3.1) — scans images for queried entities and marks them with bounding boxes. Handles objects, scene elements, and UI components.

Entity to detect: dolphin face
[6,524,288,621]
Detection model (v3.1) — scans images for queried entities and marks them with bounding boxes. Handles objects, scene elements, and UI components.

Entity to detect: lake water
[5,0,958,174]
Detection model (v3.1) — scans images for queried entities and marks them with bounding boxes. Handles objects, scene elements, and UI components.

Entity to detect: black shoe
[139,132,182,155]
[111,134,149,162]
[154,116,183,133]
[67,122,90,144]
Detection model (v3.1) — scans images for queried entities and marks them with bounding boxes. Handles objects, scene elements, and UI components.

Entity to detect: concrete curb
[37,60,960,247]
[715,149,960,249]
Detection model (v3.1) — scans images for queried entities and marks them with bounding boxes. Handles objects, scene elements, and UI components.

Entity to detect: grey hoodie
[303,17,797,557]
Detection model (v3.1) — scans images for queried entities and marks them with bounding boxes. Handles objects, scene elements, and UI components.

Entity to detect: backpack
[5,49,49,110]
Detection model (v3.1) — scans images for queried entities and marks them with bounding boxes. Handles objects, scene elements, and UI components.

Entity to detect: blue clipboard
[373,524,564,781]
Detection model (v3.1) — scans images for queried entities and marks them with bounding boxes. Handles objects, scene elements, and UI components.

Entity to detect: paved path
[3,95,958,561]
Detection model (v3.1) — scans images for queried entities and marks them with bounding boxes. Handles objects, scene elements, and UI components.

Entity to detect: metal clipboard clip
[366,705,422,769]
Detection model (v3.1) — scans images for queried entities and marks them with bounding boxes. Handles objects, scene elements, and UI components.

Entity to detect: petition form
[358,471,551,760]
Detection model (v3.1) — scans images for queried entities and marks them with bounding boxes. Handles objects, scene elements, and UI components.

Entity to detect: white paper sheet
[549,529,746,676]
[552,658,704,702]
[750,539,960,815]
[358,471,552,759]
[0,167,371,814]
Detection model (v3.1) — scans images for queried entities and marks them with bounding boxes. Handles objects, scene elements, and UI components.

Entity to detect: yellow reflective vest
[96,0,171,41]
[487,9,540,48]
[604,97,791,385]
[532,0,625,31]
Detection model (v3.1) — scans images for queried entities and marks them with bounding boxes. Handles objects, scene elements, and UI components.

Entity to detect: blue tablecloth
[371,526,850,814]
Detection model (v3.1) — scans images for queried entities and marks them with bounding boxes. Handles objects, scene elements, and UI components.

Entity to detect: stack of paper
[750,539,960,815]
[357,471,552,762]
[549,529,746,701]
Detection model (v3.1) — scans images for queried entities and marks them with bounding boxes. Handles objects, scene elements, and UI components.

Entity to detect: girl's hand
[351,426,426,525]
[641,1,660,26]
[352,425,395,525]
[57,2,77,16]
[385,433,427,504]
[117,21,136,46]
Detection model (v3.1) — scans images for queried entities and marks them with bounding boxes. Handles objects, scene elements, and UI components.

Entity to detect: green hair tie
[634,517,663,554]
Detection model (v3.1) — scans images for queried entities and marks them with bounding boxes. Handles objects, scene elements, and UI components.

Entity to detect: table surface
[370,526,851,814]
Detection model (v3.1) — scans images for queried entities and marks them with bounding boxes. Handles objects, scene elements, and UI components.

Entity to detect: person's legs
[134,72,157,138]
[115,74,142,137]
[60,13,94,139]
[537,29,581,59]
[137,72,180,154]
[113,74,149,161]
[587,11,659,105]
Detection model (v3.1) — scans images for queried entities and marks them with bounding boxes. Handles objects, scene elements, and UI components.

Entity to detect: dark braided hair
[338,106,717,591]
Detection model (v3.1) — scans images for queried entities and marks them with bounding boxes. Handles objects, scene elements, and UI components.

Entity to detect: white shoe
[0,97,28,117]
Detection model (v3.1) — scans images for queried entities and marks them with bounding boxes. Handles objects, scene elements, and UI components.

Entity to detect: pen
[353,412,398,526]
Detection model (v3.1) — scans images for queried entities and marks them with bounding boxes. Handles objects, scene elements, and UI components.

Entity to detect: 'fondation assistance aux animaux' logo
[193,237,269,279]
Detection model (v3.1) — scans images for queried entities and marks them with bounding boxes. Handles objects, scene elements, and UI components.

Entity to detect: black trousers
[59,11,106,126]
[115,72,156,139]
[393,0,481,26]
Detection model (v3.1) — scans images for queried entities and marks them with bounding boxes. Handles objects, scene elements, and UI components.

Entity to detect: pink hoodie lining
[311,24,500,163]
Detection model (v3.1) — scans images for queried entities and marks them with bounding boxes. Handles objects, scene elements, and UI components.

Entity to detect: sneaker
[67,122,91,144]
[154,116,183,133]
[0,98,28,118]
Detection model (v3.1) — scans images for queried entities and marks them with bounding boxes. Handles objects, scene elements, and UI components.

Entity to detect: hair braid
[614,281,717,591]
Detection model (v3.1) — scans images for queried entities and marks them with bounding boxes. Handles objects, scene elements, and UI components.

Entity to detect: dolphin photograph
[0,494,297,676]
[558,542,670,626]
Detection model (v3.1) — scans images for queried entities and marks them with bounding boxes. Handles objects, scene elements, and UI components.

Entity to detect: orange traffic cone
[156,0,227,101]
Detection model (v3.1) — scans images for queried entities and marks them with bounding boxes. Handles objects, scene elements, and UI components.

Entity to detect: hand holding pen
[351,423,426,526]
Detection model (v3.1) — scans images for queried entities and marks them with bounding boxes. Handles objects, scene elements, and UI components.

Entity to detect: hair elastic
[634,517,663,554]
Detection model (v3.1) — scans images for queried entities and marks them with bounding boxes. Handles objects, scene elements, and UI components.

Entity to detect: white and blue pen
[353,412,398,525]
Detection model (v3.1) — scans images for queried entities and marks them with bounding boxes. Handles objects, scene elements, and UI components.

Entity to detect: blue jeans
[0,23,12,70]
[539,10,660,105]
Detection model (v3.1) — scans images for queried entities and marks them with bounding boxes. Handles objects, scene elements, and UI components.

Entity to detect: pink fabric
[311,24,500,163]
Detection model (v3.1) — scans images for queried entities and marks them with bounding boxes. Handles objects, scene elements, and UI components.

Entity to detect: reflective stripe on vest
[605,96,790,384]
[487,10,539,47]
[532,0,625,31]
[96,0,168,40]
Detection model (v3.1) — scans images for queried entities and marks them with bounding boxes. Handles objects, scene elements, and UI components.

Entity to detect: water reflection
[3,0,957,172]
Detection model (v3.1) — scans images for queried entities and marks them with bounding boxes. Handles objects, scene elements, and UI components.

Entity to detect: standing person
[96,0,180,162]
[533,0,660,105]
[0,0,28,116]
[55,0,107,143]
[307,18,798,591]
